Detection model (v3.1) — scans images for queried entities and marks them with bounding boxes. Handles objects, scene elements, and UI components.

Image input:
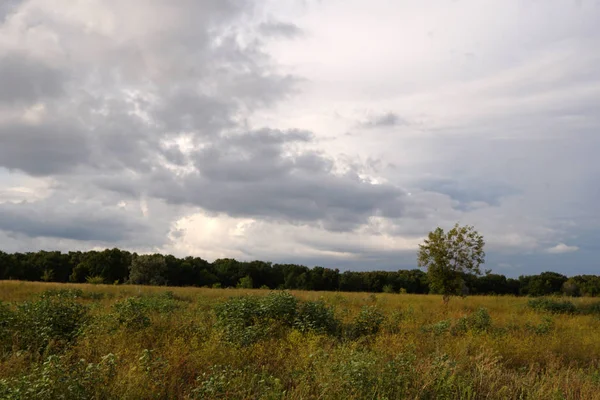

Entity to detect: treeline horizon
[1,248,599,297]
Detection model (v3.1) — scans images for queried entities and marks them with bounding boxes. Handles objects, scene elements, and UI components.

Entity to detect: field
[1,281,600,399]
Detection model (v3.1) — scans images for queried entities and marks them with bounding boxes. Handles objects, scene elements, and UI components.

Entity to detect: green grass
[1,280,600,399]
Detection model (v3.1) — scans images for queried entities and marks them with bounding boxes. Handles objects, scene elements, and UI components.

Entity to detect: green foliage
[294,300,339,335]
[422,319,452,336]
[128,254,168,286]
[111,292,185,330]
[525,316,554,335]
[578,301,600,315]
[40,269,54,282]
[260,291,298,325]
[0,301,15,352]
[348,305,385,339]
[214,296,266,346]
[382,284,395,293]
[0,354,118,400]
[112,298,151,331]
[236,275,254,289]
[188,365,284,399]
[418,223,486,303]
[85,275,105,285]
[40,288,83,300]
[215,292,341,346]
[452,308,493,335]
[12,296,88,352]
[528,298,577,314]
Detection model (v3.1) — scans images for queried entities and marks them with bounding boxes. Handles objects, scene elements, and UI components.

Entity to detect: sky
[0,0,599,277]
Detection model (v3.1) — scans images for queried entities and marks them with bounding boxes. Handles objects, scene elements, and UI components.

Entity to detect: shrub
[259,291,298,325]
[214,296,265,346]
[578,301,600,315]
[0,353,118,400]
[188,365,284,399]
[112,298,151,331]
[382,284,395,294]
[348,306,385,339]
[468,307,492,332]
[40,288,83,300]
[85,275,105,285]
[294,300,339,335]
[528,298,576,314]
[525,316,554,335]
[13,296,88,352]
[237,275,254,289]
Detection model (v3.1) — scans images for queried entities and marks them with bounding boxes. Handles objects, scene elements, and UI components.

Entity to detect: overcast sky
[1,0,599,276]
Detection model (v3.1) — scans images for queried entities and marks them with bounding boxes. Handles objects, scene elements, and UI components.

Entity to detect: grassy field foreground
[1,281,600,399]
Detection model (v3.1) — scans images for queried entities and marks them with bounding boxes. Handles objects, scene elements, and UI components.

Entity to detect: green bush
[85,275,105,285]
[188,365,284,399]
[0,353,118,400]
[348,306,385,339]
[39,288,83,300]
[214,293,340,345]
[578,301,600,315]
[294,300,339,335]
[214,296,266,346]
[13,296,88,352]
[112,298,151,331]
[260,291,298,325]
[528,298,576,314]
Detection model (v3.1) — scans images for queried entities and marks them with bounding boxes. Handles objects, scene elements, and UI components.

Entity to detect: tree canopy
[418,223,486,303]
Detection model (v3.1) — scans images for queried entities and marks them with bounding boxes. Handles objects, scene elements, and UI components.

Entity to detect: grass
[0,280,599,399]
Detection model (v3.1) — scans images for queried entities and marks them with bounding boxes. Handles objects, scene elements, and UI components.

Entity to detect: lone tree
[418,223,486,304]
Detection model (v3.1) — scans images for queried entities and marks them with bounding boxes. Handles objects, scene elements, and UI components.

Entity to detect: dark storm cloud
[0,120,90,176]
[258,21,303,38]
[95,128,408,232]
[0,52,67,105]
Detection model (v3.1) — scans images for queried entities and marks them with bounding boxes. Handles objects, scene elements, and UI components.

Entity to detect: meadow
[1,280,599,399]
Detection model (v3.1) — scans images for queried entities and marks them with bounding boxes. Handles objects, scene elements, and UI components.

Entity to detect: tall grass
[0,280,599,399]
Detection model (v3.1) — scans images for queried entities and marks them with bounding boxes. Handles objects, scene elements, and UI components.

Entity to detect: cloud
[258,21,303,39]
[0,0,599,275]
[546,243,579,254]
[360,112,408,128]
[0,52,67,105]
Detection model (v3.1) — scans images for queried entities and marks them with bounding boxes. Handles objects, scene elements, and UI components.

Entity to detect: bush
[214,296,265,346]
[528,298,576,314]
[468,307,492,332]
[214,293,340,345]
[577,301,600,315]
[13,296,88,352]
[348,306,385,339]
[260,291,298,325]
[382,284,395,294]
[112,298,151,331]
[40,288,83,300]
[85,275,105,285]
[188,365,284,399]
[294,300,339,335]
[0,353,118,400]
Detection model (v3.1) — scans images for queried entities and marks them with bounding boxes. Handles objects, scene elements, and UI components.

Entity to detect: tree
[128,254,168,286]
[417,223,486,304]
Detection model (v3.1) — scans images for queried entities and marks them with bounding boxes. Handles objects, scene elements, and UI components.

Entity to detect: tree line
[0,248,598,296]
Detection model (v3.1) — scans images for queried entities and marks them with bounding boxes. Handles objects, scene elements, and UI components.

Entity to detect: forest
[1,248,599,297]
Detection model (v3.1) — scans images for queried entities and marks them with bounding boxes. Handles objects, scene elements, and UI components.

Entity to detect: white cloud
[545,243,580,254]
